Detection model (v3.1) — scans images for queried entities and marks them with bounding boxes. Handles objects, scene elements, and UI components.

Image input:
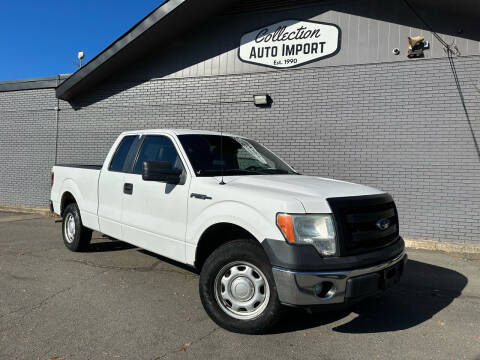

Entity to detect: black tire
[62,203,92,252]
[199,239,283,334]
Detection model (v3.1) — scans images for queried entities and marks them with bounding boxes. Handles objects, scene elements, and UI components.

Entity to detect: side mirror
[142,161,182,184]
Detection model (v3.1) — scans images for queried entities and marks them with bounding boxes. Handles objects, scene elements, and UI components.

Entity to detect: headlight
[277,213,337,256]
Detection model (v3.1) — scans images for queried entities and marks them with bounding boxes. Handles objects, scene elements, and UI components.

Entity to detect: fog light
[314,282,336,299]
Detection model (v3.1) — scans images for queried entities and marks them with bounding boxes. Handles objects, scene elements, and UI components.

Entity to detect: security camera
[392,48,400,55]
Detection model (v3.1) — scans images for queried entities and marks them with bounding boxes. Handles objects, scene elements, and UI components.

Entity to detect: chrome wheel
[64,213,76,244]
[214,261,270,320]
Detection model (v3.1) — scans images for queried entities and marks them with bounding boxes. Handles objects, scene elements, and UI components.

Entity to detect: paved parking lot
[0,212,479,360]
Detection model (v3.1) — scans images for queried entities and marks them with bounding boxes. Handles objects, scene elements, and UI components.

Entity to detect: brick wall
[1,55,479,245]
[0,89,57,207]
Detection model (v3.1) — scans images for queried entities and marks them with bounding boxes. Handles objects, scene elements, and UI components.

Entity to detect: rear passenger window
[109,136,136,172]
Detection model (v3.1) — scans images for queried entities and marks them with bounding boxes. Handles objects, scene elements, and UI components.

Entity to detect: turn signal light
[276,214,295,243]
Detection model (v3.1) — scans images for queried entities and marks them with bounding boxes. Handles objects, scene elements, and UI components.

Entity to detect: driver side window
[133,136,184,174]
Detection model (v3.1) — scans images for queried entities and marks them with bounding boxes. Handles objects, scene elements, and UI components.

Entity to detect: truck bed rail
[55,164,102,170]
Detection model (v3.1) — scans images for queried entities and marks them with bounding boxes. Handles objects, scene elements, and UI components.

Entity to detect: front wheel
[62,203,92,252]
[199,239,283,334]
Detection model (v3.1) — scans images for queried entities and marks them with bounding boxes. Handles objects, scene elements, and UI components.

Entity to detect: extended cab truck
[50,129,407,334]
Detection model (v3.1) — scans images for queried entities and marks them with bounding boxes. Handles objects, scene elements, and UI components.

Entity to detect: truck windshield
[178,134,297,177]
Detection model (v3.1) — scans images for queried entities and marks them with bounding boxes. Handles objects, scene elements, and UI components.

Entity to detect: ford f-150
[50,129,407,333]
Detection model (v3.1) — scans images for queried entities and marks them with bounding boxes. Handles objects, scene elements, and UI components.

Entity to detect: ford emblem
[376,218,391,231]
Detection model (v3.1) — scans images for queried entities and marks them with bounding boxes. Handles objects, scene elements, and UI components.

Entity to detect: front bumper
[272,251,407,306]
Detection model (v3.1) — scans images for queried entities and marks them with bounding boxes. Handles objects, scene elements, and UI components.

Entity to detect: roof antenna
[219,90,226,185]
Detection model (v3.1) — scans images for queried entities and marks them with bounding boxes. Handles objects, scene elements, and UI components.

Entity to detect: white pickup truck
[50,129,406,333]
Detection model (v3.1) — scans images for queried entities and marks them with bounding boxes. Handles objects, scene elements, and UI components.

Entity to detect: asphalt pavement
[0,212,479,360]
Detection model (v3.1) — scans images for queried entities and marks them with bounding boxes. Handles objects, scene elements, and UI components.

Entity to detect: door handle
[190,193,212,200]
[123,183,133,195]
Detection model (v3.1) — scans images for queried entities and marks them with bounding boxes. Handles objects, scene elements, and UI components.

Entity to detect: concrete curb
[0,205,51,216]
[404,238,480,254]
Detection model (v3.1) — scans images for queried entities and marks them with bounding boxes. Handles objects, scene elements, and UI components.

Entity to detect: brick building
[0,0,479,246]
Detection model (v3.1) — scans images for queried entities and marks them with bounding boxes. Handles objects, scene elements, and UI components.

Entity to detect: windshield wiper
[245,166,294,174]
[257,169,293,174]
[197,169,263,176]
[197,168,297,176]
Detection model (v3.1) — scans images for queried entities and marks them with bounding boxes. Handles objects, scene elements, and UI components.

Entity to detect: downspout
[54,75,60,165]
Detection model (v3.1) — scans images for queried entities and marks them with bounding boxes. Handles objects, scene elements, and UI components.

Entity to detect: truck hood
[221,175,383,213]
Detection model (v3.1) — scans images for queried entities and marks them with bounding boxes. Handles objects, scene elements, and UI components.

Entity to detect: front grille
[327,194,400,256]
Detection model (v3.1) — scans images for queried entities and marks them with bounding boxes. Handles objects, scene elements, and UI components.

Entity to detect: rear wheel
[62,203,92,252]
[199,239,283,334]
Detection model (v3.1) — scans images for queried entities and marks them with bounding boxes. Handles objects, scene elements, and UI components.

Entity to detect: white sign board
[238,20,341,69]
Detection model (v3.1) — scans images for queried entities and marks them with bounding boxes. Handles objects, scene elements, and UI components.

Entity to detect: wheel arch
[60,191,77,217]
[194,222,263,270]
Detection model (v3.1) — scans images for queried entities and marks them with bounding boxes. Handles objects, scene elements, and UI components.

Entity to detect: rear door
[121,134,190,262]
[98,135,140,239]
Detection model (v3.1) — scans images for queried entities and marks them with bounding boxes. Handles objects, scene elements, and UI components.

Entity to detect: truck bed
[51,164,102,231]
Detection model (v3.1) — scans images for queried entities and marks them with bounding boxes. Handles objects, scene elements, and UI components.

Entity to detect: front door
[121,135,190,262]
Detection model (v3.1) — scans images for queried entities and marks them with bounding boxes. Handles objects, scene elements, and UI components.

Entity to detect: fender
[60,179,83,212]
[185,200,283,265]
[60,178,100,231]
